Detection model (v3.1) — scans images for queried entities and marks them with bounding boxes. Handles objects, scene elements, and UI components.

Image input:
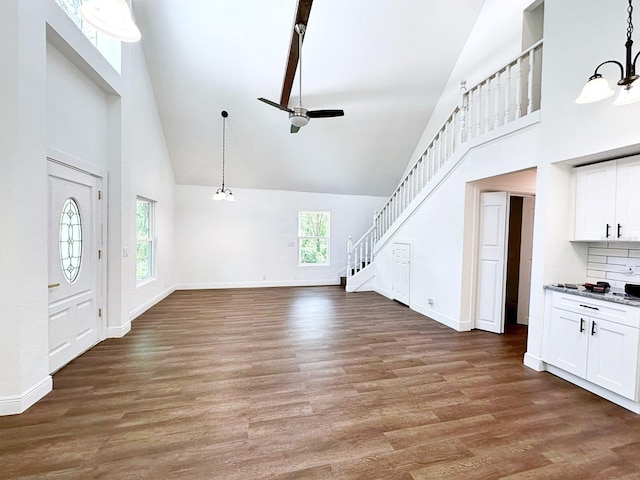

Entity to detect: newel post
[459,80,468,144]
[347,236,353,279]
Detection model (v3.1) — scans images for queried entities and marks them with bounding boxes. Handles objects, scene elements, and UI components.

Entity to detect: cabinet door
[615,156,640,240]
[587,318,640,400]
[547,308,588,377]
[574,162,617,241]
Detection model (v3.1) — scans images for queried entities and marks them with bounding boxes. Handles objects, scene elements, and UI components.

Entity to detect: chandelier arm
[633,50,640,73]
[592,60,625,81]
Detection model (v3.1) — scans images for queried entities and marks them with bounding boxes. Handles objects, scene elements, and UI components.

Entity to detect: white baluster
[515,57,522,119]
[460,95,468,144]
[504,63,512,125]
[494,72,502,129]
[484,78,492,133]
[527,49,535,115]
[476,84,483,137]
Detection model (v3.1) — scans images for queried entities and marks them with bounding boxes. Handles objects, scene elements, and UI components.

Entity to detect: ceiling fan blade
[307,109,345,118]
[279,0,313,107]
[290,124,301,133]
[258,97,293,113]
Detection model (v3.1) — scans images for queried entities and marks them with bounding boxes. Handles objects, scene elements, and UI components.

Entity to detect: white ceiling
[133,0,485,196]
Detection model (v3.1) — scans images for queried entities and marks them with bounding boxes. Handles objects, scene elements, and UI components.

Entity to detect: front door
[475,191,508,333]
[48,161,103,373]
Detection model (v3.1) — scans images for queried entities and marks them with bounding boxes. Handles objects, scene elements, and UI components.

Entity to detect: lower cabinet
[546,292,640,401]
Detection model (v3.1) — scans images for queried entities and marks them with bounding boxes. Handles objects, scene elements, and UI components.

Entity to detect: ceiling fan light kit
[79,0,141,42]
[213,111,235,202]
[576,0,640,105]
[258,20,344,133]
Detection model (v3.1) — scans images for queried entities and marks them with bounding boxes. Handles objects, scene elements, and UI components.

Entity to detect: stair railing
[346,213,377,280]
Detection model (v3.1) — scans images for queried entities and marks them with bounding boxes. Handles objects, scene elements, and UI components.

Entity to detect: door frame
[469,185,535,333]
[48,149,107,340]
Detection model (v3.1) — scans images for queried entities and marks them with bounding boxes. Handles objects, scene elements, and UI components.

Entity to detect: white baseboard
[107,321,131,338]
[412,301,470,331]
[523,352,546,372]
[176,279,340,290]
[0,376,52,416]
[374,286,394,300]
[130,285,176,321]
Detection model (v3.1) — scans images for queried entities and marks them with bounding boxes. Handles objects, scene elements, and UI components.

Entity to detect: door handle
[591,321,597,336]
[580,318,585,332]
[606,223,611,238]
[618,223,622,238]
[48,283,60,289]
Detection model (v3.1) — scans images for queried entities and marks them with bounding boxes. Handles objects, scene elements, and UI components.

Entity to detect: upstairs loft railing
[347,41,543,281]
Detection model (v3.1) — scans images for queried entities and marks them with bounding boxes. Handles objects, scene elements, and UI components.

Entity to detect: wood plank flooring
[3,286,640,479]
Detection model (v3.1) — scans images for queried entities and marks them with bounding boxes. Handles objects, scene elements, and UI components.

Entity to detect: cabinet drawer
[551,292,640,328]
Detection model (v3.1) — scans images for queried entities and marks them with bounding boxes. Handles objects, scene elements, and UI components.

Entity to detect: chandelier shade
[79,0,141,42]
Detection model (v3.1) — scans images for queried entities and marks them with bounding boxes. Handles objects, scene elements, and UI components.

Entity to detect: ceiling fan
[258,23,344,133]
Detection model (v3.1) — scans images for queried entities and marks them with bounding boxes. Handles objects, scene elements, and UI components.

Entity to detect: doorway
[471,169,536,334]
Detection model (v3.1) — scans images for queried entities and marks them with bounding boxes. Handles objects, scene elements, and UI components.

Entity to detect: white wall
[176,186,385,288]
[0,0,175,414]
[127,40,176,319]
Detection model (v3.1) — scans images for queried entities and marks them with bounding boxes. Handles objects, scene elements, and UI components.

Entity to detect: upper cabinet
[574,156,640,241]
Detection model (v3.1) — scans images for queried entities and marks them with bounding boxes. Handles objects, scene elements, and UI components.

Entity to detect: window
[54,0,122,73]
[298,211,330,265]
[136,197,154,282]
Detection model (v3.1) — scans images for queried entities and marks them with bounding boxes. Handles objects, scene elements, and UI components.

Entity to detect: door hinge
[98,190,102,200]
[98,249,102,259]
[98,308,102,317]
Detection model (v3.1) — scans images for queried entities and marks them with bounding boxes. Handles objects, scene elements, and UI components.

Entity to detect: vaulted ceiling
[133,0,485,196]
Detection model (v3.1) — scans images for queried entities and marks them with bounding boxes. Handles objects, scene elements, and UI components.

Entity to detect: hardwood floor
[3,286,640,479]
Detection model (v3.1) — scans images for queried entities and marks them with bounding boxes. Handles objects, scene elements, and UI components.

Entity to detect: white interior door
[517,196,535,325]
[475,192,508,333]
[48,161,103,373]
[392,242,411,306]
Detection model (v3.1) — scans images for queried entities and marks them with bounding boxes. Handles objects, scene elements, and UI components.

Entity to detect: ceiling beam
[279,0,313,107]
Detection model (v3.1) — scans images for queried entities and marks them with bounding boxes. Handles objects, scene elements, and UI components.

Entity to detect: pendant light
[576,0,640,105]
[213,111,235,202]
[79,0,141,43]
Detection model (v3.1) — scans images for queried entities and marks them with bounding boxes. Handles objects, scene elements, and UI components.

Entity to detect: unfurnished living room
[3,0,640,478]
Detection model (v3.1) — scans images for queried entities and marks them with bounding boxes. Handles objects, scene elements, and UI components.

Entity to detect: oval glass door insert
[59,198,83,283]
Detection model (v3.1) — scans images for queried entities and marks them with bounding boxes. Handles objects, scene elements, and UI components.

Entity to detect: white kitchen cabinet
[574,155,640,241]
[545,291,640,401]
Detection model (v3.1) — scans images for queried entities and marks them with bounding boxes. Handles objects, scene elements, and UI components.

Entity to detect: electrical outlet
[427,298,434,307]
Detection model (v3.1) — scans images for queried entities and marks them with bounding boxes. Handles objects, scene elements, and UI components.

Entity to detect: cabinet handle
[579,304,599,311]
[580,318,585,332]
[591,321,597,336]
[618,223,622,238]
[606,223,611,238]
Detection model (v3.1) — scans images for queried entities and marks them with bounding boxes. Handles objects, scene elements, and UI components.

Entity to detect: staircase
[346,41,543,292]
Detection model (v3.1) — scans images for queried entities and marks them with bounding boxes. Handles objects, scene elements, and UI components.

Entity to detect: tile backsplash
[587,242,640,291]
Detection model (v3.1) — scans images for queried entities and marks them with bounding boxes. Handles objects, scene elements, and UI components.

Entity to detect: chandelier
[213,111,235,202]
[576,0,640,105]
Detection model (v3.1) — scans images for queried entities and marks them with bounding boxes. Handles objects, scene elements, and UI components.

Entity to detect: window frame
[135,197,155,284]
[297,211,331,266]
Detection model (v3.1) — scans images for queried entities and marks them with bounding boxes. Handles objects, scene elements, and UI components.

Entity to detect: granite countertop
[545,284,640,307]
